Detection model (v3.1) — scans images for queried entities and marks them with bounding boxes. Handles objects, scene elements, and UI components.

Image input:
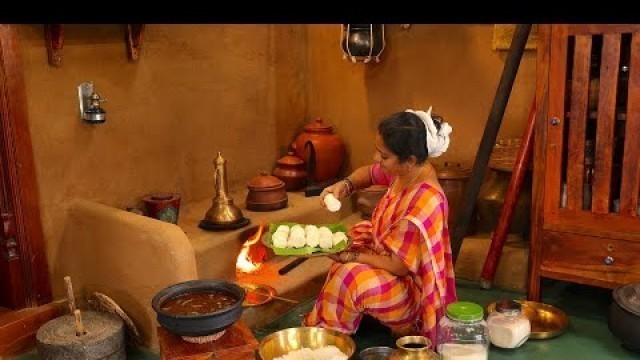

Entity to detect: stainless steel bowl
[258,327,356,360]
[359,346,395,360]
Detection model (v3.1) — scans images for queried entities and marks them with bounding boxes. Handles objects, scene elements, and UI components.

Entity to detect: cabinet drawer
[541,231,640,287]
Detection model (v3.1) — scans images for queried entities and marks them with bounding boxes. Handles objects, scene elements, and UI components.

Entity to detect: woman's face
[374,133,413,176]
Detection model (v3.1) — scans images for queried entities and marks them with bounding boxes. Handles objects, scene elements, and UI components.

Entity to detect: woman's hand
[327,253,342,263]
[319,180,351,207]
[327,251,358,264]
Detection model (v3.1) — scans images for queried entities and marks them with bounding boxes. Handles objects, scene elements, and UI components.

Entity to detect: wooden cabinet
[528,25,640,301]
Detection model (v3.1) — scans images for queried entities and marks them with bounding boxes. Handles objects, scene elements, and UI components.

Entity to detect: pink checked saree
[303,163,457,347]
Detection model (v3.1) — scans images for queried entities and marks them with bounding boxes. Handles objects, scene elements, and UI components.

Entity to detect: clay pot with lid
[292,117,345,183]
[273,151,307,191]
[246,171,288,211]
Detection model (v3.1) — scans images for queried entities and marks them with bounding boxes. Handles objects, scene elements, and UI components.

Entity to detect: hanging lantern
[340,24,385,64]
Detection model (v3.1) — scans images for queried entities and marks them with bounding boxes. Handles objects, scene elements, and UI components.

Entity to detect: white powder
[487,314,530,348]
[273,345,348,360]
[439,343,488,360]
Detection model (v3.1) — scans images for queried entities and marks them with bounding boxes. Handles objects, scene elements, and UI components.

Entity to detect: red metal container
[143,193,181,224]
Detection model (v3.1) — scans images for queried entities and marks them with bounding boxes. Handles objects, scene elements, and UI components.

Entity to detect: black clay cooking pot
[608,283,640,353]
[151,279,246,337]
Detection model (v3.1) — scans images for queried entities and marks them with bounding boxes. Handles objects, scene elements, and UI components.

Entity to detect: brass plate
[258,326,356,360]
[487,300,569,339]
[238,282,277,307]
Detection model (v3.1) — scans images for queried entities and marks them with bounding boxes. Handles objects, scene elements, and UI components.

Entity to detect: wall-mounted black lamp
[78,82,106,124]
[340,24,386,64]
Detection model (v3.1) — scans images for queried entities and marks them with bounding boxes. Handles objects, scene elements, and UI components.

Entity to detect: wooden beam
[0,25,52,307]
[126,24,145,61]
[43,24,63,67]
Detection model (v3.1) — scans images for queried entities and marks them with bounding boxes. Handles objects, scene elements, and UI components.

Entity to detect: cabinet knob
[604,256,614,265]
[551,117,561,126]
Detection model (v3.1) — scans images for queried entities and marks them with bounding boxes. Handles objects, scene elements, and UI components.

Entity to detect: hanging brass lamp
[340,24,386,64]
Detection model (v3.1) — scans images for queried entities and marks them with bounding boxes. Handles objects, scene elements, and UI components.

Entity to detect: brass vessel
[199,152,249,231]
[390,336,439,360]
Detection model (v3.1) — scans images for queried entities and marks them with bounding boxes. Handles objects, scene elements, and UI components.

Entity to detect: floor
[11,279,640,360]
[252,279,640,360]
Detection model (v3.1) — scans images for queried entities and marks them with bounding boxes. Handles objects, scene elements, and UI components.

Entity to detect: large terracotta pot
[292,118,345,183]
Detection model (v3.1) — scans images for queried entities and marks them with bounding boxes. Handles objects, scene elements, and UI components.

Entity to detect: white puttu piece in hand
[324,193,342,212]
[332,231,348,246]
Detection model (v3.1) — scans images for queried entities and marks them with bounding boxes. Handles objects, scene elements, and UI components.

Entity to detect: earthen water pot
[273,151,307,191]
[292,117,345,183]
[246,171,288,211]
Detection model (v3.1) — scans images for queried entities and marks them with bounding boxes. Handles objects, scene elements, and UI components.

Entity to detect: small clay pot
[246,171,288,211]
[273,151,307,191]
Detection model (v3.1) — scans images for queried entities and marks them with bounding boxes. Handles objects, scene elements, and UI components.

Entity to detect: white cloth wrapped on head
[405,106,453,158]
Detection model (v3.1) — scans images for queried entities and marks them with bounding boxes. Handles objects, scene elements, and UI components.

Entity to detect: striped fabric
[304,174,457,348]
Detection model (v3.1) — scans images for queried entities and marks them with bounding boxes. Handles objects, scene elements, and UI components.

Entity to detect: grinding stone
[36,310,125,360]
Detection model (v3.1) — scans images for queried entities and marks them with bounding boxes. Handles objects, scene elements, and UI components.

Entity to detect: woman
[303,106,457,348]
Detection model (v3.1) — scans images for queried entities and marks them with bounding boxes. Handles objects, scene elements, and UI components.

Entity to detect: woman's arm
[329,219,421,278]
[328,249,409,277]
[320,165,373,204]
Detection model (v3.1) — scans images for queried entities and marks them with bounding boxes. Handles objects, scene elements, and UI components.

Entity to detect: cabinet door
[543,25,640,240]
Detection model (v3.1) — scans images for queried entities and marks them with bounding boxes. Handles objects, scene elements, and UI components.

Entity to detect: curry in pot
[161,290,237,316]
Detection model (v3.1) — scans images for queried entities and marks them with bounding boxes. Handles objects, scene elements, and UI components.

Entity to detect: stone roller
[36,276,126,360]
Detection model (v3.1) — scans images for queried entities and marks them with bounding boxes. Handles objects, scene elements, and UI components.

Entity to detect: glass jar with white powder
[486,299,531,349]
[437,301,489,360]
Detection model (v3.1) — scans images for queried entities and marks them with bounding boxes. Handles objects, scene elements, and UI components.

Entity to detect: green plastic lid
[446,301,484,321]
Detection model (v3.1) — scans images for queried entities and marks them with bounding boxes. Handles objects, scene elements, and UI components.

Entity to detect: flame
[236,222,265,273]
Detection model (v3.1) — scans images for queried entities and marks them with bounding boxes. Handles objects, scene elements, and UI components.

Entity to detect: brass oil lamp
[199,152,250,231]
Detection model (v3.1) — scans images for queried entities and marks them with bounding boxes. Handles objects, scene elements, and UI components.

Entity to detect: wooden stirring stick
[74,309,85,336]
[64,276,76,314]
